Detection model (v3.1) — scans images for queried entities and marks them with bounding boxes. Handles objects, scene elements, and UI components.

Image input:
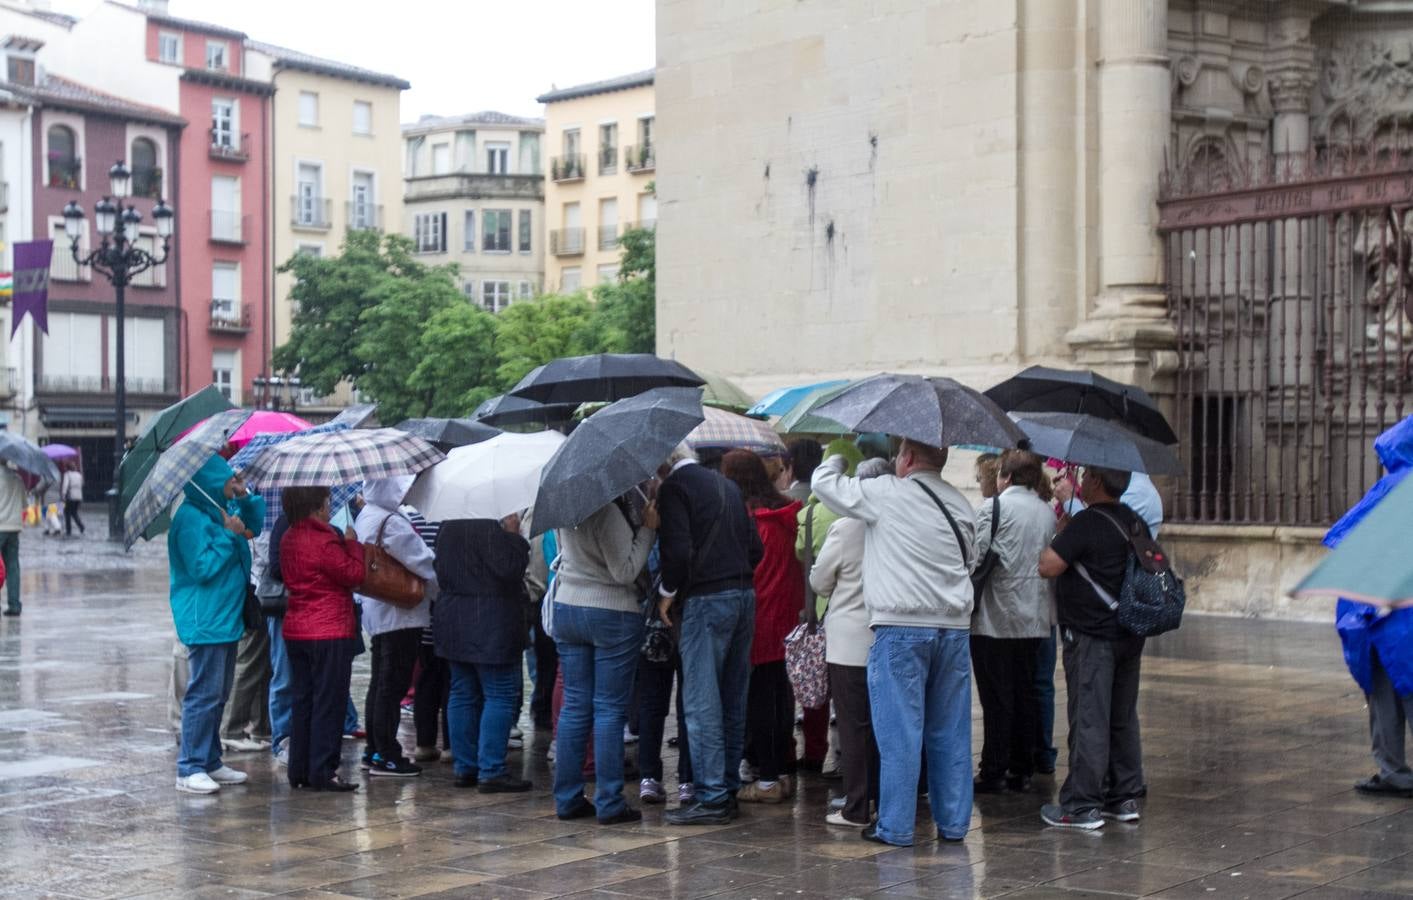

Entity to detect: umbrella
[473,394,578,429]
[985,366,1178,445]
[394,417,501,453]
[229,422,361,532]
[405,430,566,523]
[775,382,857,437]
[240,428,444,491]
[533,387,705,536]
[686,406,786,456]
[0,432,61,486]
[811,373,1027,450]
[1294,472,1413,608]
[329,403,378,428]
[507,353,705,405]
[695,371,756,416]
[228,411,311,448]
[746,379,850,419]
[1010,412,1181,475]
[117,385,236,529]
[122,408,254,547]
[42,443,80,462]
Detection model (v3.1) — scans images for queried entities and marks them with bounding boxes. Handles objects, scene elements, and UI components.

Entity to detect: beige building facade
[538,72,655,293]
[657,0,1413,619]
[402,112,544,312]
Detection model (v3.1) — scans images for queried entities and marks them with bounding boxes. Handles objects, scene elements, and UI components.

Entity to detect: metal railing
[209,131,250,162]
[291,196,332,230]
[209,301,251,333]
[132,167,163,199]
[551,154,585,182]
[624,144,655,173]
[598,224,619,251]
[346,201,382,231]
[50,251,89,283]
[38,374,170,394]
[131,258,165,288]
[550,227,585,256]
[599,145,618,175]
[209,210,246,244]
[48,157,81,189]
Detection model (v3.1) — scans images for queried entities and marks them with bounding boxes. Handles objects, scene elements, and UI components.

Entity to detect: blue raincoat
[1331,415,1413,697]
[168,454,265,646]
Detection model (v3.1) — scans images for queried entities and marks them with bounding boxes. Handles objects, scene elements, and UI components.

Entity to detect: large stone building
[656,0,1413,618]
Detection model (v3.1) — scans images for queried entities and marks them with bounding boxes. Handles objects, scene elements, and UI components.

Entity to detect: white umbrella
[404,430,566,523]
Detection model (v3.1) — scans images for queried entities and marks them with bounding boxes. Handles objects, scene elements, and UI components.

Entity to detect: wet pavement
[1,526,1412,899]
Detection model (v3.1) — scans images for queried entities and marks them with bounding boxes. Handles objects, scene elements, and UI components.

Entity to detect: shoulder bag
[1074,508,1185,637]
[970,495,1002,600]
[358,514,426,610]
[785,501,829,709]
[915,481,973,571]
[254,561,288,617]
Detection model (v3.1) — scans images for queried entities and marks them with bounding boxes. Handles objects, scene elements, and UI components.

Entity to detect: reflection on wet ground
[1,530,1410,898]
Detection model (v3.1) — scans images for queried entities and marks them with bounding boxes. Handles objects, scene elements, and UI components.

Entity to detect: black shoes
[598,807,643,826]
[666,800,732,825]
[1006,774,1032,793]
[478,774,532,794]
[1355,775,1413,798]
[558,795,596,820]
[454,772,478,789]
[312,776,358,792]
[2,608,18,617]
[369,757,422,778]
[973,776,1007,795]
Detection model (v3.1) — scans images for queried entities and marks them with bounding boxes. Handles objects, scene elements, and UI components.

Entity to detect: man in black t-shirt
[1037,466,1148,829]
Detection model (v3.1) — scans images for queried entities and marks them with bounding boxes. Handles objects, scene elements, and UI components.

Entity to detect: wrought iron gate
[1159,152,1413,526]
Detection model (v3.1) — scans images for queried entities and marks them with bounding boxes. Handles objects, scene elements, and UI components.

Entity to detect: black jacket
[657,462,762,599]
[432,519,531,665]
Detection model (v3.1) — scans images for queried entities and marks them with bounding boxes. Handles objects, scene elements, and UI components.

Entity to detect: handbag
[970,495,1002,600]
[241,583,264,632]
[358,514,426,609]
[785,502,829,710]
[255,563,288,617]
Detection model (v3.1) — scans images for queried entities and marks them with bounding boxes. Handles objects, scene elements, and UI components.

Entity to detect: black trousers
[638,656,692,783]
[829,662,878,824]
[1058,629,1146,814]
[746,660,794,781]
[64,500,84,535]
[365,627,421,764]
[531,606,558,728]
[970,634,1041,782]
[287,637,356,788]
[415,639,450,749]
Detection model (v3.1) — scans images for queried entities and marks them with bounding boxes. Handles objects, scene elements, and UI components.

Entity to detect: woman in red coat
[721,450,803,804]
[280,486,366,791]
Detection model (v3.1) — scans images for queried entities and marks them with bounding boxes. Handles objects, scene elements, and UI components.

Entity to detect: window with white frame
[298,91,319,127]
[350,171,375,229]
[431,143,450,175]
[414,212,446,253]
[597,263,620,283]
[462,280,477,300]
[405,135,424,177]
[462,210,475,252]
[211,262,239,319]
[518,210,532,253]
[212,349,237,401]
[483,209,511,252]
[158,32,180,64]
[486,142,510,175]
[297,243,323,257]
[518,280,535,300]
[205,40,227,71]
[296,162,323,226]
[561,267,581,292]
[211,97,236,149]
[481,281,511,314]
[352,100,372,136]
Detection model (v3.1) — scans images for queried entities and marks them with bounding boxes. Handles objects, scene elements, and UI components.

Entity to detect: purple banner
[11,239,53,339]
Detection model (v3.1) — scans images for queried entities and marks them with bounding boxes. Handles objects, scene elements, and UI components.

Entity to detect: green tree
[493,293,601,387]
[410,302,502,416]
[353,268,465,421]
[588,224,655,353]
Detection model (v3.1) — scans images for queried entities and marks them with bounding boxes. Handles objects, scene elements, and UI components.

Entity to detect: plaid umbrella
[240,427,444,491]
[687,406,787,456]
[122,408,254,548]
[229,421,360,532]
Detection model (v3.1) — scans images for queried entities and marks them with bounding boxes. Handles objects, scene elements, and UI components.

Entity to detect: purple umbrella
[43,444,79,461]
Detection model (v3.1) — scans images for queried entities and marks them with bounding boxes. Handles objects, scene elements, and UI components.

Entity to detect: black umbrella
[472,394,578,428]
[1011,412,1180,475]
[393,417,501,453]
[329,402,378,428]
[531,387,705,536]
[507,353,705,405]
[811,373,1027,450]
[985,366,1177,445]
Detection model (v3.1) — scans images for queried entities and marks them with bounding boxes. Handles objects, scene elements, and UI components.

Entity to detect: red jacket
[750,500,804,665]
[281,517,366,641]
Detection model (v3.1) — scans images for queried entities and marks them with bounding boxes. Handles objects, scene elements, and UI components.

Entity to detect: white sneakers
[209,766,248,784]
[826,810,867,828]
[222,736,269,753]
[175,766,247,793]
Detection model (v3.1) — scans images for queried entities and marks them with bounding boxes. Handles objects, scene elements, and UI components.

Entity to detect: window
[599,198,619,250]
[205,40,227,71]
[486,142,510,175]
[518,280,535,300]
[211,175,240,241]
[211,262,238,318]
[211,98,236,149]
[405,135,424,177]
[454,130,476,170]
[638,115,654,151]
[518,210,532,253]
[563,129,580,158]
[296,244,323,257]
[50,221,88,282]
[7,56,34,86]
[350,172,375,229]
[158,31,180,64]
[352,100,372,135]
[483,209,511,252]
[638,192,657,230]
[414,212,446,253]
[561,267,581,292]
[295,162,323,226]
[47,124,79,188]
[599,122,618,174]
[481,281,511,314]
[212,350,237,401]
[597,263,620,283]
[462,210,475,252]
[131,138,161,198]
[462,280,477,300]
[431,143,450,175]
[298,91,319,127]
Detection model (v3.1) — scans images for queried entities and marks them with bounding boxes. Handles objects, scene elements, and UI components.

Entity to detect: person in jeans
[433,515,532,793]
[169,454,265,794]
[656,444,763,825]
[0,465,23,616]
[356,478,437,777]
[1038,466,1148,829]
[812,438,976,846]
[60,461,85,537]
[552,494,658,824]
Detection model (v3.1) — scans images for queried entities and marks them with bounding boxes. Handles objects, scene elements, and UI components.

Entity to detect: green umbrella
[116,385,236,534]
[775,382,856,437]
[1294,473,1413,608]
[696,370,756,416]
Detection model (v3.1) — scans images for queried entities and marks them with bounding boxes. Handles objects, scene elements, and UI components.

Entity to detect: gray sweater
[555,503,655,613]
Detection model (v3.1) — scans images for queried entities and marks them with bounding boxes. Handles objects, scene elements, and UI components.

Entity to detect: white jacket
[972,486,1055,639]
[810,516,873,666]
[356,477,438,636]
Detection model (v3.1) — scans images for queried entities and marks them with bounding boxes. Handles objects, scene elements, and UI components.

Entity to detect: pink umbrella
[228,411,312,448]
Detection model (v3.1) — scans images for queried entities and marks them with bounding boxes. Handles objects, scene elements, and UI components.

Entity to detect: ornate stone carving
[1174,54,1201,87]
[1269,68,1317,114]
[1317,41,1413,142]
[1230,62,1265,96]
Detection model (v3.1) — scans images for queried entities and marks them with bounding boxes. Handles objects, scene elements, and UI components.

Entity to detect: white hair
[666,442,697,467]
[857,458,891,480]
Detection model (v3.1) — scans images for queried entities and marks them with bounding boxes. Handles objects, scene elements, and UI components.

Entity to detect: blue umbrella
[747,379,849,418]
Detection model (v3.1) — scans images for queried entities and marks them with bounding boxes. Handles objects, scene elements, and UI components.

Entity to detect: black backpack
[1074,508,1185,638]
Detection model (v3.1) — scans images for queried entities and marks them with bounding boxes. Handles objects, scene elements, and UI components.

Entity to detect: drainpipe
[261,86,272,391]
[171,122,185,394]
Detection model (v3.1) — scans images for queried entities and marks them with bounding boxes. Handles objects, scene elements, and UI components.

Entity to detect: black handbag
[241,583,264,632]
[255,565,288,618]
[970,496,1002,600]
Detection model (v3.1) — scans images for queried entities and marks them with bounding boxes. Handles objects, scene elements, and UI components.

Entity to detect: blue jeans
[268,616,292,754]
[448,660,520,780]
[1034,627,1058,770]
[179,641,238,777]
[677,587,755,807]
[868,626,973,844]
[0,531,19,612]
[552,603,644,818]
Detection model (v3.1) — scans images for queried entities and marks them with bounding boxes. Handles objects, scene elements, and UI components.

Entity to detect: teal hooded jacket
[168,454,266,646]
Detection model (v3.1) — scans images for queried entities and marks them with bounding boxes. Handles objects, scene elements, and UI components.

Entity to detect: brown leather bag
[359,515,426,609]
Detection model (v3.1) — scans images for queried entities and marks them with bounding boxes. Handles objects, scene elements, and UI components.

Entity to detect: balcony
[130,257,166,289]
[132,167,163,200]
[346,201,382,231]
[210,210,247,245]
[50,250,90,283]
[550,227,585,257]
[551,154,585,182]
[598,224,619,251]
[291,196,332,230]
[599,145,618,176]
[48,157,81,189]
[209,131,250,162]
[624,144,655,173]
[38,374,172,395]
[209,301,251,334]
[403,173,543,203]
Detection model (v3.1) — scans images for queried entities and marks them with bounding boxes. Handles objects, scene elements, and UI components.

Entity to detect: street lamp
[252,373,303,411]
[63,159,175,540]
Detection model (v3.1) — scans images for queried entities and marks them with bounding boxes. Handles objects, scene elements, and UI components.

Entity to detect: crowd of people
[163,422,1190,844]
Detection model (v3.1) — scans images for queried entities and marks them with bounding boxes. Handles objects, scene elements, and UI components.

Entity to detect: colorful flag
[11,240,53,339]
[0,272,12,298]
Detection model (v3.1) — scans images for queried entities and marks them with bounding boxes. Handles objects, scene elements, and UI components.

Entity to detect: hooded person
[355,476,437,777]
[169,453,266,794]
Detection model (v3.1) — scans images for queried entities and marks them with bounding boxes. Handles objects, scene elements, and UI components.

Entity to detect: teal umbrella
[775,382,856,437]
[1294,473,1413,608]
[116,385,235,535]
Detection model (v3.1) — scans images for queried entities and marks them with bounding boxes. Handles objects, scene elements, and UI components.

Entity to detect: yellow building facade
[538,71,655,293]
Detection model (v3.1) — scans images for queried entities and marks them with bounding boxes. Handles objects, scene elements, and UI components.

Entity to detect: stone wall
[1163,524,1331,621]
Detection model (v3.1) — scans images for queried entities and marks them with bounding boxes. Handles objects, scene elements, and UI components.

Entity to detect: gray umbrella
[393,417,501,452]
[811,373,1027,450]
[0,431,61,487]
[1011,412,1181,475]
[531,387,705,537]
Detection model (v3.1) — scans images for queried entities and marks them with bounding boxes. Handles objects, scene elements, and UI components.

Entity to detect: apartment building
[402,112,544,313]
[537,71,654,294]
[0,37,37,439]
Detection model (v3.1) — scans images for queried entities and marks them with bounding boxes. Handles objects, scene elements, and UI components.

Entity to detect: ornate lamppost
[251,374,303,411]
[62,161,175,538]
